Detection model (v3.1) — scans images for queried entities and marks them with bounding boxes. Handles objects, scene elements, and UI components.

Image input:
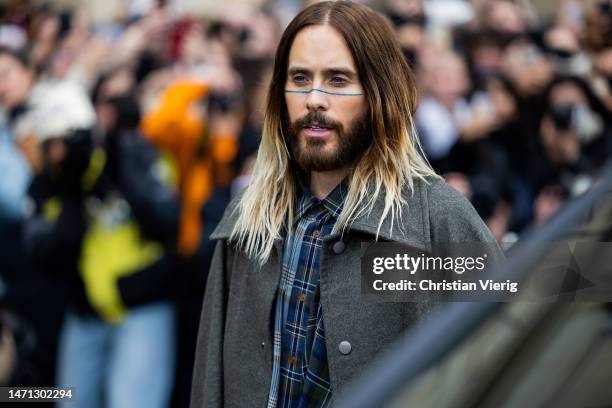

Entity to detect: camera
[549,104,574,131]
[207,92,242,114]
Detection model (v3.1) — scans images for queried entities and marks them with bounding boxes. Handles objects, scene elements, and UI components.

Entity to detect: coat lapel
[344,178,432,250]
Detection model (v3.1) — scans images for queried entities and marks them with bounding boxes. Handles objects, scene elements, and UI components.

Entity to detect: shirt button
[339,341,352,355]
[312,230,320,238]
[332,241,346,254]
[298,293,307,302]
[288,355,298,365]
[261,342,265,349]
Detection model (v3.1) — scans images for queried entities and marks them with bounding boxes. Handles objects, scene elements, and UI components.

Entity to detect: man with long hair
[191,2,499,407]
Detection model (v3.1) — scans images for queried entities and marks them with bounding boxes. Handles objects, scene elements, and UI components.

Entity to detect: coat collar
[210,177,433,249]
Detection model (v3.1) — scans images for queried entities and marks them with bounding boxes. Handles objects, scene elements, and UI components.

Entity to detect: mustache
[291,111,342,131]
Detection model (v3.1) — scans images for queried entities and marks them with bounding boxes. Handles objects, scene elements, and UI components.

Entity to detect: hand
[0,323,16,385]
[189,63,242,96]
[594,48,612,77]
[486,201,511,241]
[16,134,43,174]
[445,172,473,201]
[459,110,502,142]
[540,116,580,165]
[534,185,565,224]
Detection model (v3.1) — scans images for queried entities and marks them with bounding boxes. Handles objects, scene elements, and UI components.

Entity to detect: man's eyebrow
[287,66,310,76]
[287,66,358,79]
[323,67,357,79]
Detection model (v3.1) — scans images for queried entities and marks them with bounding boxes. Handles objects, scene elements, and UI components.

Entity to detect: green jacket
[190,178,502,407]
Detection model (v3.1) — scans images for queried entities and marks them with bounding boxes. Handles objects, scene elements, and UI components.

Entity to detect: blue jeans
[57,302,176,408]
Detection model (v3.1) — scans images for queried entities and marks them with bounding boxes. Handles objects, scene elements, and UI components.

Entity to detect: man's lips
[302,123,333,137]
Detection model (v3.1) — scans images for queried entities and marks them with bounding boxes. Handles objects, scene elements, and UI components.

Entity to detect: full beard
[285,110,372,172]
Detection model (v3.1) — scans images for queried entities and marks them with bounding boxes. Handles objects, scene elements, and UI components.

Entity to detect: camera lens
[549,104,574,131]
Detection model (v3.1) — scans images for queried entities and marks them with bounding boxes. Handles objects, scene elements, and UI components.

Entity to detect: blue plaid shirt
[267,181,346,408]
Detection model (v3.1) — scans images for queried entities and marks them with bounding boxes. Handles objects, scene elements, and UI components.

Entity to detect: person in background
[383,0,426,69]
[416,48,472,162]
[23,69,180,407]
[586,0,612,111]
[140,72,240,407]
[531,75,611,223]
[0,46,66,390]
[0,47,35,225]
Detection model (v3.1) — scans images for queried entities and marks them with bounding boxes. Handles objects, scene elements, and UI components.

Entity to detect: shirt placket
[270,183,345,408]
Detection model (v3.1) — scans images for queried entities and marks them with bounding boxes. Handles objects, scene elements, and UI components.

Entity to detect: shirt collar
[295,177,347,222]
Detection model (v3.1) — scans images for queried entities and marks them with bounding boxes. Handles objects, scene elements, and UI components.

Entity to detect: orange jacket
[141,79,237,256]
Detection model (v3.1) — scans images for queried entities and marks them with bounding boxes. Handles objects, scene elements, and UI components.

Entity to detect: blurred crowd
[0,0,610,406]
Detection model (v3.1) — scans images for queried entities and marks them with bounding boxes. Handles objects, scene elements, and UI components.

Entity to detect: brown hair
[232,1,438,263]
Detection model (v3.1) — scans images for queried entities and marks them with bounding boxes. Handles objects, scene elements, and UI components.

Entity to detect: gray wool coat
[190,178,502,408]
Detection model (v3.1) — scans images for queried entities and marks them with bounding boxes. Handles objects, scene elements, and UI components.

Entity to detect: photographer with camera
[533,75,610,223]
[140,66,243,406]
[19,70,181,407]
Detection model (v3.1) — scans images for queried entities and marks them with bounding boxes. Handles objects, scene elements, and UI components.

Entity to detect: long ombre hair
[231,1,439,264]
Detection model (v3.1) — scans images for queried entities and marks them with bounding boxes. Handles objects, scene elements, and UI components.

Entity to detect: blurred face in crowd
[384,0,423,17]
[284,25,369,172]
[395,23,424,67]
[540,81,588,165]
[420,50,470,109]
[503,41,553,96]
[545,25,580,56]
[385,0,425,66]
[469,35,504,79]
[485,0,527,35]
[550,81,588,106]
[593,47,612,78]
[0,53,33,109]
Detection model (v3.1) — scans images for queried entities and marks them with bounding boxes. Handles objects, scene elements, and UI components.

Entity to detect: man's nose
[305,88,330,112]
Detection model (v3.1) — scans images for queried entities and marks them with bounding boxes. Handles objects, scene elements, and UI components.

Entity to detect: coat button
[332,241,346,254]
[261,342,265,349]
[338,341,352,355]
